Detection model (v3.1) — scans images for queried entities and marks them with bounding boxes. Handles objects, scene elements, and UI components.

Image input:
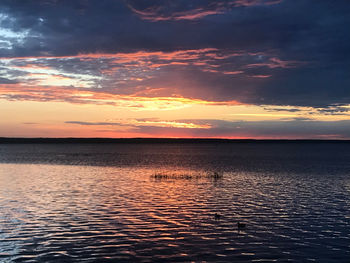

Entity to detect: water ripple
[0,143,350,262]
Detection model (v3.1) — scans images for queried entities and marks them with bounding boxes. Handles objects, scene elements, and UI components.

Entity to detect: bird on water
[214,213,221,220]
[237,222,246,229]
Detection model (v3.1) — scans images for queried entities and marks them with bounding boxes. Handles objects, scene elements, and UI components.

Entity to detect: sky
[0,0,350,139]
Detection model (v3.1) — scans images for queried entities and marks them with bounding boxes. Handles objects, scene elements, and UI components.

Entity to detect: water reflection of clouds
[0,163,349,261]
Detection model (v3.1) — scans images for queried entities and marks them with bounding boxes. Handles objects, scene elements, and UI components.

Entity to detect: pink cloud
[246,57,305,69]
[0,83,241,108]
[127,0,283,22]
[234,0,282,7]
[251,74,272,78]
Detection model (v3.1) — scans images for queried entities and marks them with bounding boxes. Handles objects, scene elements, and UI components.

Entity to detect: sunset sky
[1,0,349,138]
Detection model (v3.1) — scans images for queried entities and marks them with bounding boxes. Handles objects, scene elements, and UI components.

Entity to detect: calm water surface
[0,143,350,262]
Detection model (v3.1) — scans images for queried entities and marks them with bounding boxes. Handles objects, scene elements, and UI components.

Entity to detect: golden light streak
[0,83,241,111]
[24,73,90,87]
[0,48,219,62]
[134,120,211,129]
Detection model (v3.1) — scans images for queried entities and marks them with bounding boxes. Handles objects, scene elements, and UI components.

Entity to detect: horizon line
[1,137,350,143]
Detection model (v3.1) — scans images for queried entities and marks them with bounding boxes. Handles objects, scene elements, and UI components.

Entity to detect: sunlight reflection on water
[0,143,350,262]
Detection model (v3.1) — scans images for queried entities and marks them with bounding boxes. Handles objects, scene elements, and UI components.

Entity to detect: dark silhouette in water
[152,171,223,180]
[212,172,223,179]
[214,213,221,220]
[237,222,246,229]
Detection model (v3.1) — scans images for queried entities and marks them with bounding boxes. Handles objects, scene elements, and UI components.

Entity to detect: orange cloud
[0,83,241,110]
[127,5,225,22]
[251,74,271,78]
[126,0,283,22]
[134,120,211,129]
[0,48,218,61]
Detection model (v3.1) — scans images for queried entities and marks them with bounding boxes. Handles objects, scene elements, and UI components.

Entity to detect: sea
[0,141,349,262]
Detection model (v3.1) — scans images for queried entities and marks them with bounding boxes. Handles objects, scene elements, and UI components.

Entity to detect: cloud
[315,105,350,115]
[264,106,302,113]
[245,57,304,69]
[65,121,126,126]
[279,117,313,121]
[127,5,224,22]
[0,83,240,110]
[126,0,282,21]
[0,49,308,106]
[234,0,282,7]
[0,77,17,84]
[0,0,349,108]
[66,119,211,129]
[190,119,350,139]
[65,118,350,139]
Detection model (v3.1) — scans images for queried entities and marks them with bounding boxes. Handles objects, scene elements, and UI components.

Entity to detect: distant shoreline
[1,138,349,144]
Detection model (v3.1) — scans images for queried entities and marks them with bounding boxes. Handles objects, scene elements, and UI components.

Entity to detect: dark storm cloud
[0,0,349,107]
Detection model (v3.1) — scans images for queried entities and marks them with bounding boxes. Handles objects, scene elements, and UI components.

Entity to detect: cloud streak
[126,0,283,21]
[0,1,348,108]
[0,48,309,106]
[0,83,240,110]
[65,118,350,139]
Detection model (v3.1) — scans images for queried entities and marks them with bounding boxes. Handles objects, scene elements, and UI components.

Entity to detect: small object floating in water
[237,222,246,229]
[214,213,221,220]
[211,172,223,179]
